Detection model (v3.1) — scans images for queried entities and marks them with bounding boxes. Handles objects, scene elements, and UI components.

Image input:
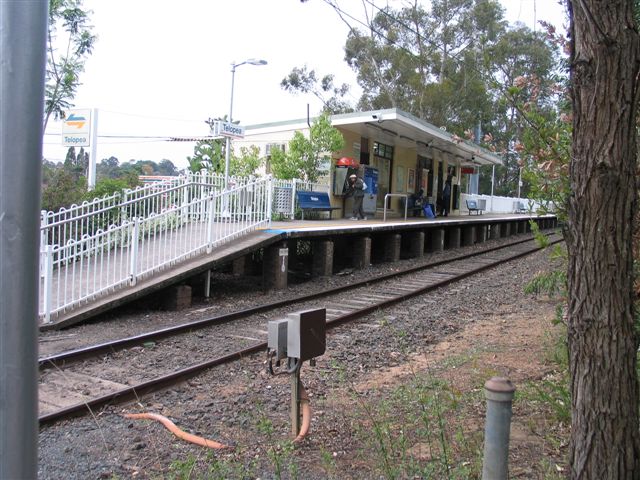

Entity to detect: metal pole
[291,363,301,435]
[482,377,516,480]
[224,63,237,189]
[490,164,495,213]
[1,1,48,478]
[88,107,99,190]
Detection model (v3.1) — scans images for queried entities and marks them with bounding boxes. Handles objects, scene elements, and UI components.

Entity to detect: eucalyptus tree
[565,0,640,476]
[281,65,354,114]
[44,0,96,131]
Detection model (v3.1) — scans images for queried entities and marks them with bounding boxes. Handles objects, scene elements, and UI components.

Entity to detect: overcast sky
[43,0,567,169]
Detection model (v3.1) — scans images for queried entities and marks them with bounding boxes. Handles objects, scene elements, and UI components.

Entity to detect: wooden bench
[296,190,340,220]
[466,199,484,215]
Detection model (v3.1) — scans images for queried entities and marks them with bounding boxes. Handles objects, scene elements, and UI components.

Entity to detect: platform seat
[514,201,527,214]
[466,199,484,215]
[296,190,340,220]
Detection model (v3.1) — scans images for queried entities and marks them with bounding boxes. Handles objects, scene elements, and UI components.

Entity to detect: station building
[240,108,503,218]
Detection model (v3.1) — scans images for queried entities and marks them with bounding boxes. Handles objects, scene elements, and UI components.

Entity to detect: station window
[373,141,394,160]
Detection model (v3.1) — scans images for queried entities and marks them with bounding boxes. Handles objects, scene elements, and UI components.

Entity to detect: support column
[517,221,526,234]
[477,225,487,243]
[511,221,518,235]
[405,231,425,258]
[288,239,298,270]
[263,241,288,290]
[312,239,334,277]
[353,236,371,269]
[232,255,252,276]
[384,233,401,262]
[462,225,475,246]
[446,227,461,249]
[429,229,445,252]
[501,222,511,237]
[490,223,501,240]
[161,285,192,310]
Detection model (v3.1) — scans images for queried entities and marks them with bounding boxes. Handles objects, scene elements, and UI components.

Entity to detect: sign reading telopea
[62,109,92,147]
[210,120,245,139]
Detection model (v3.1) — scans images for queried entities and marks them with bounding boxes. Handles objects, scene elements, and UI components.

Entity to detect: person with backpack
[346,173,367,220]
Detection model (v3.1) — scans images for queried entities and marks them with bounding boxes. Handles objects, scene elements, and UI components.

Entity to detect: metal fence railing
[39,176,273,323]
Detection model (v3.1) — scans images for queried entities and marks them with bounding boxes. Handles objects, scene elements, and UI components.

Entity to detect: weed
[320,447,338,479]
[351,371,483,480]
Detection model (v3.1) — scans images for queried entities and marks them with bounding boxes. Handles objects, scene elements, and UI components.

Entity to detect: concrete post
[501,222,511,238]
[312,239,334,277]
[462,226,475,246]
[1,1,48,477]
[263,242,289,290]
[511,221,518,235]
[405,231,425,258]
[477,225,487,243]
[489,224,501,240]
[446,227,461,249]
[384,233,401,262]
[429,229,445,252]
[233,255,252,276]
[517,221,526,234]
[482,377,516,480]
[352,236,371,269]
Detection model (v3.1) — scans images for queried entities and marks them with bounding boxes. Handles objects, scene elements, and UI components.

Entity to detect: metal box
[267,318,289,361]
[286,308,326,362]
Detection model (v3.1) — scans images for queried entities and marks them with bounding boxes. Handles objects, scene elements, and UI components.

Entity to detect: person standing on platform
[346,173,366,220]
[442,173,452,217]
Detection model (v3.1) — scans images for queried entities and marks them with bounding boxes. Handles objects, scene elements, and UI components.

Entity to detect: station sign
[62,109,91,147]
[210,120,245,139]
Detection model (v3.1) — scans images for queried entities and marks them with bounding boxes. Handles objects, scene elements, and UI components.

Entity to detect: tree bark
[567,1,640,478]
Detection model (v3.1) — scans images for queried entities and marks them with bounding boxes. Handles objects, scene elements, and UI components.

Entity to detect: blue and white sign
[211,120,245,139]
[62,109,91,146]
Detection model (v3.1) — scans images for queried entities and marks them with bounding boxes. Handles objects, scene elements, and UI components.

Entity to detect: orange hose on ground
[294,384,311,443]
[124,412,229,450]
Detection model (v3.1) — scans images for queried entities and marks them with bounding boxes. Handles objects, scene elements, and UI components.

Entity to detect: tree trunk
[567,1,640,478]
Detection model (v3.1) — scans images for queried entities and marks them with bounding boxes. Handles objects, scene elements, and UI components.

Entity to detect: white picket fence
[39,175,273,323]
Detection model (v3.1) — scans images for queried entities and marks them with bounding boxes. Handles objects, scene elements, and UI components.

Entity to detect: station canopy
[331,108,503,167]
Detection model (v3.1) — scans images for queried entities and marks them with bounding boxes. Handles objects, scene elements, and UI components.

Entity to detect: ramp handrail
[39,176,273,323]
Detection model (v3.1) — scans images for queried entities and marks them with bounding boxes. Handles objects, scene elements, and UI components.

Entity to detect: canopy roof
[245,108,503,167]
[331,109,502,167]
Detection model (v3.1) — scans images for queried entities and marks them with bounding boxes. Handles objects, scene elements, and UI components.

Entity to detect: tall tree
[45,0,96,130]
[566,0,640,477]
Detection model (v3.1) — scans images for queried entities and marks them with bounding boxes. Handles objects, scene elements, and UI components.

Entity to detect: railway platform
[42,212,558,330]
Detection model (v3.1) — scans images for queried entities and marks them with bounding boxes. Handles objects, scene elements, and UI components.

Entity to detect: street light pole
[224,58,267,188]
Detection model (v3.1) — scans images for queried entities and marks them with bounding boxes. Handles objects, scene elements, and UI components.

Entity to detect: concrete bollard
[482,377,516,480]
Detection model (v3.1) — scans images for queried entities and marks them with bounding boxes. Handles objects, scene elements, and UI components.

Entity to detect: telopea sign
[62,109,91,147]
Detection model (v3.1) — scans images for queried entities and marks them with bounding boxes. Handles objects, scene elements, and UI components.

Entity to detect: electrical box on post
[267,318,289,361]
[286,308,326,362]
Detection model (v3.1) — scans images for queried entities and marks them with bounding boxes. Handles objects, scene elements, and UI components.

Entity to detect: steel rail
[39,233,553,369]
[39,234,562,425]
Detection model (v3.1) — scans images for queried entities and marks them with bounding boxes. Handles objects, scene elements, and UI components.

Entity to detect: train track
[39,232,562,425]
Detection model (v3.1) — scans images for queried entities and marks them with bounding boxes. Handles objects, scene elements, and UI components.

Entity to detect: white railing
[272,178,331,219]
[38,171,265,271]
[39,176,273,323]
[460,193,547,214]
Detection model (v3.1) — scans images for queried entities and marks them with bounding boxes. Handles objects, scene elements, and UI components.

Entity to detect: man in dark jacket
[442,174,452,216]
[346,173,366,220]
